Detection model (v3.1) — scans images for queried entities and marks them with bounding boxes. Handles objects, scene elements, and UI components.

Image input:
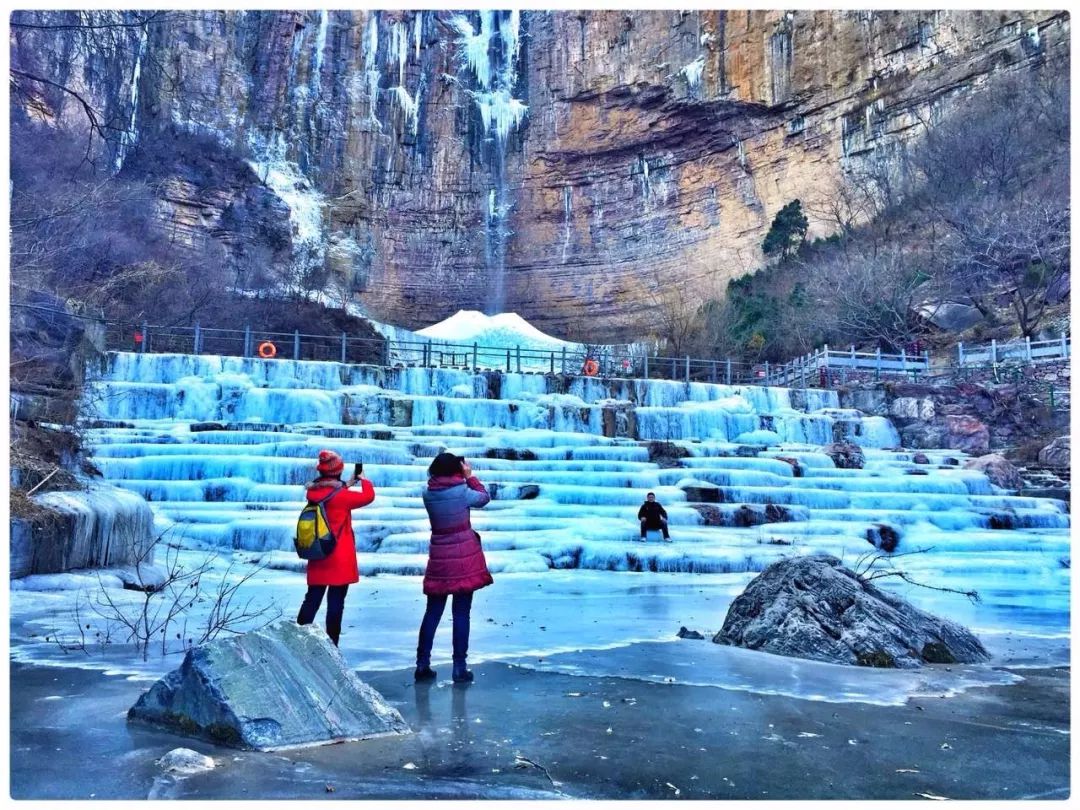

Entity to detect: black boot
[415,645,437,682]
[452,659,473,683]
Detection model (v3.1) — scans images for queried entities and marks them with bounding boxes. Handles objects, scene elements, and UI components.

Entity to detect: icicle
[679,55,706,90]
[451,12,495,89]
[115,23,149,172]
[391,85,421,137]
[313,10,329,79]
[389,21,409,85]
[363,13,381,125]
[475,89,528,143]
[500,10,522,73]
[413,12,423,60]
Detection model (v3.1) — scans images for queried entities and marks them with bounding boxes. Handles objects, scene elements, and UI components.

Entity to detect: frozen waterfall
[70,350,1069,651]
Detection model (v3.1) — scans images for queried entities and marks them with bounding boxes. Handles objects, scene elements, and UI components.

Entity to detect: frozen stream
[12,351,1069,704]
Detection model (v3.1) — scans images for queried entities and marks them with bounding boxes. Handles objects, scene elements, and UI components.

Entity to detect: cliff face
[10,10,1070,340]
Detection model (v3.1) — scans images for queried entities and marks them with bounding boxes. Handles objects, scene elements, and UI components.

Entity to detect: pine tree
[762,200,809,259]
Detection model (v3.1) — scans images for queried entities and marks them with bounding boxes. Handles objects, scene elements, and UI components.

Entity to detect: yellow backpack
[294,486,344,561]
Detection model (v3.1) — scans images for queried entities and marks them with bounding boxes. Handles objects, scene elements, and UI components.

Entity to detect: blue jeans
[416,591,473,669]
[297,584,349,645]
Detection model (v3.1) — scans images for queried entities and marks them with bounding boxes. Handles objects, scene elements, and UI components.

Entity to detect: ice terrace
[80,352,1070,638]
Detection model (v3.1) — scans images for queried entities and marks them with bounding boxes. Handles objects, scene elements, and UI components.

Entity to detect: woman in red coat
[414,452,493,683]
[296,449,375,645]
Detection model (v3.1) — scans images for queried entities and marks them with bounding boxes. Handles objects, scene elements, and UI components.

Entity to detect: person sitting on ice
[637,492,671,542]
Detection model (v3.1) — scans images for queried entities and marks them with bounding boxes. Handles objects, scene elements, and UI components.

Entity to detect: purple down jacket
[421,473,493,595]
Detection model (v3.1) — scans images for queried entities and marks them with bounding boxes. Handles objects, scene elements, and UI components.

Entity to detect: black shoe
[414,666,437,682]
[452,668,474,684]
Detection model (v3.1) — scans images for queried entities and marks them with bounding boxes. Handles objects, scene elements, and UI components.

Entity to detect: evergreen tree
[762,200,809,259]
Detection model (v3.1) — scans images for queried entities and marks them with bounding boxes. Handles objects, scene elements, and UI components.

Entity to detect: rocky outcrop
[944,415,991,455]
[841,380,1068,455]
[963,454,1023,491]
[714,554,990,668]
[10,11,1069,339]
[10,291,106,425]
[822,440,864,469]
[10,482,156,579]
[128,621,410,750]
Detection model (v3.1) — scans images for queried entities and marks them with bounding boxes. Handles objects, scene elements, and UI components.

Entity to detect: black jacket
[637,500,668,528]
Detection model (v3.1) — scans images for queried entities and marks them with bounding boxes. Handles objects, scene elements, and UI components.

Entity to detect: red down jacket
[421,473,493,595]
[304,477,375,586]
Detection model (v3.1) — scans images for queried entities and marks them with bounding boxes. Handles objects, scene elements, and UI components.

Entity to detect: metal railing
[22,303,1070,391]
[762,344,931,387]
[103,319,759,383]
[957,334,1070,366]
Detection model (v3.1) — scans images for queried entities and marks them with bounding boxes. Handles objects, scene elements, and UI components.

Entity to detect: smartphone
[354,462,363,479]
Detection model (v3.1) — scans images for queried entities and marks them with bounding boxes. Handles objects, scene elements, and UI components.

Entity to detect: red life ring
[582,359,599,376]
[257,341,277,359]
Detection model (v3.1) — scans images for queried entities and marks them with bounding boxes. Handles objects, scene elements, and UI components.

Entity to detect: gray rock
[1038,436,1070,469]
[128,621,410,750]
[677,626,705,640]
[714,554,990,668]
[156,748,216,775]
[388,398,413,427]
[840,389,888,416]
[919,300,984,331]
[681,483,722,503]
[487,482,540,500]
[963,453,1023,490]
[901,424,947,449]
[484,447,538,461]
[890,397,935,422]
[821,441,865,470]
[646,441,692,467]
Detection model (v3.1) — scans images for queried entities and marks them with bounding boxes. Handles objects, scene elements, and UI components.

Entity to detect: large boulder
[714,554,990,668]
[944,415,990,455]
[821,440,865,470]
[963,453,1023,490]
[128,621,410,750]
[1038,436,1070,469]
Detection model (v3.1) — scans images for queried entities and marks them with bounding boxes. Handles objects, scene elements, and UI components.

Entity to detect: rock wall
[10,10,1070,340]
[839,376,1070,455]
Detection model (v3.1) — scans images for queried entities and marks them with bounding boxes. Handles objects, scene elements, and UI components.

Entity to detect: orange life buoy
[582,359,599,377]
[257,341,277,359]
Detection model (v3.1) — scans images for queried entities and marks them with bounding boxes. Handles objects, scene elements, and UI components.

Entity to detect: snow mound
[417,310,573,349]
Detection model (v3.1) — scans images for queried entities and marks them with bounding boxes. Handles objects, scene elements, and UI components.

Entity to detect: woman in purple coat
[415,452,493,683]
